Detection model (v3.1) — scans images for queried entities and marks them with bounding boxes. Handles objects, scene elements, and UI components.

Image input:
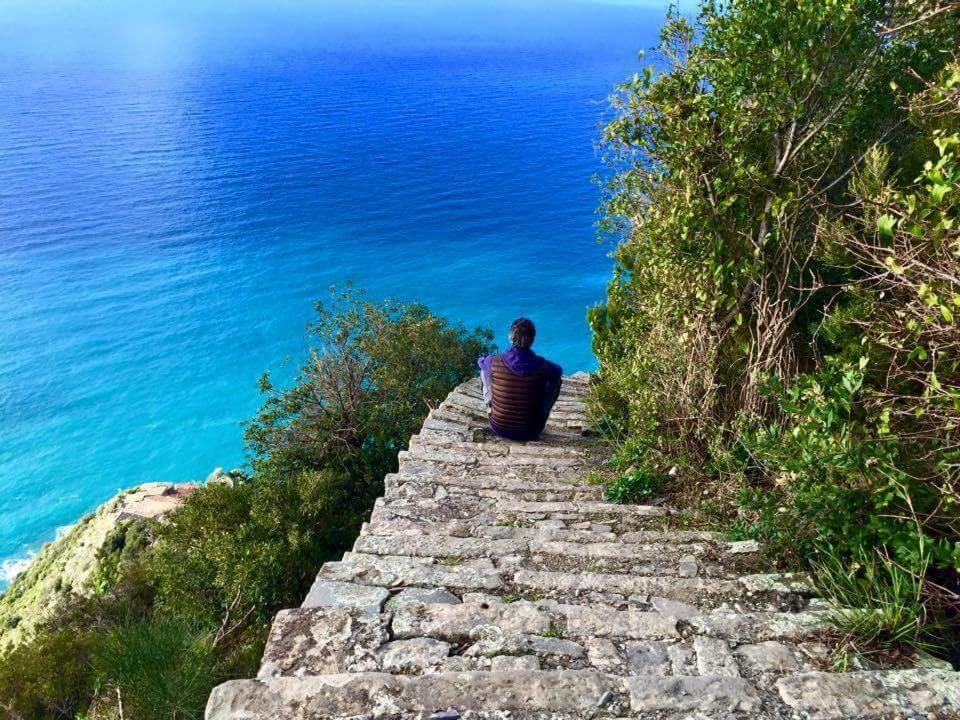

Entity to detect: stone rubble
[206,374,959,719]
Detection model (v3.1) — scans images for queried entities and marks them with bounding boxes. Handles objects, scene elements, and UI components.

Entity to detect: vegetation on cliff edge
[590,0,960,665]
[0,287,493,720]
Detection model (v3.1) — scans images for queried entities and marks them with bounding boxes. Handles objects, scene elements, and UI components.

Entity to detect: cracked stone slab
[623,675,762,714]
[776,669,960,719]
[688,609,831,641]
[378,638,451,673]
[391,601,552,642]
[739,572,815,595]
[384,587,460,611]
[650,597,699,620]
[301,580,389,615]
[258,608,388,678]
[585,638,623,671]
[693,636,740,677]
[625,641,672,675]
[462,627,586,661]
[736,641,801,673]
[207,671,627,719]
[558,604,678,640]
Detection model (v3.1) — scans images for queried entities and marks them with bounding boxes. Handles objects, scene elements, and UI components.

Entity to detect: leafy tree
[591,0,960,656]
[245,285,494,485]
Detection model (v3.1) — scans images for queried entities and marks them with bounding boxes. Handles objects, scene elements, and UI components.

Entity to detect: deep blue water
[0,0,667,586]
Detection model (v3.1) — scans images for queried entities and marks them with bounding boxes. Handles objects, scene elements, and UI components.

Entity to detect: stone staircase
[207,375,960,720]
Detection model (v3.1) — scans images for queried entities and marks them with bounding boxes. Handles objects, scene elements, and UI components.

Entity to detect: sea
[0,0,670,588]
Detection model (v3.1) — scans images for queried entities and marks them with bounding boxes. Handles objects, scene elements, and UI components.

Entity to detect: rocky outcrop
[205,375,960,719]
[0,482,196,651]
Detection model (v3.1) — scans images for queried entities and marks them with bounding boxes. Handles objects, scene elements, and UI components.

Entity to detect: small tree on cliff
[244,284,494,487]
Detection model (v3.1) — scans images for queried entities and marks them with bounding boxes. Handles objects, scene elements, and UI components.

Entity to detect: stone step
[360,517,725,546]
[386,475,603,502]
[372,496,672,529]
[512,569,742,606]
[391,600,679,642]
[409,437,588,456]
[352,532,755,574]
[776,669,960,719]
[206,670,763,719]
[401,445,588,468]
[687,608,833,642]
[389,471,601,494]
[353,533,527,560]
[256,603,823,681]
[316,553,505,592]
[493,499,669,518]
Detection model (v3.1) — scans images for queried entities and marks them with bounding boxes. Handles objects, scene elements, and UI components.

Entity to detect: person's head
[508,317,536,350]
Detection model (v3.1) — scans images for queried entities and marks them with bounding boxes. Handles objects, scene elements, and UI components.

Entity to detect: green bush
[0,624,101,719]
[148,469,358,647]
[605,467,664,504]
[590,0,960,659]
[95,618,219,720]
[245,285,494,486]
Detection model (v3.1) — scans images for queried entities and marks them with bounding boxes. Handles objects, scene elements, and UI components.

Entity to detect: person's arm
[477,355,494,407]
[542,361,563,418]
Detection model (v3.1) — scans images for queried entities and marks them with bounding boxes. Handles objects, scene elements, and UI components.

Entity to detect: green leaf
[877,214,897,239]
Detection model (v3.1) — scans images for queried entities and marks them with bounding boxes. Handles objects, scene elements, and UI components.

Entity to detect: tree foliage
[591,0,960,655]
[245,285,494,485]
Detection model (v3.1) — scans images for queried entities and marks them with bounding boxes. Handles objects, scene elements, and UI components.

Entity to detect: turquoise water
[0,0,665,586]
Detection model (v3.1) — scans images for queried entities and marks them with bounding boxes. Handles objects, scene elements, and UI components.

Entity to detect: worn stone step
[512,568,741,606]
[688,608,832,642]
[386,476,603,502]
[391,600,678,643]
[353,532,734,566]
[401,445,587,468]
[353,533,527,560]
[370,496,672,529]
[360,517,725,547]
[776,669,960,719]
[206,670,762,719]
[317,553,504,592]
[389,471,601,494]
[493,499,669,518]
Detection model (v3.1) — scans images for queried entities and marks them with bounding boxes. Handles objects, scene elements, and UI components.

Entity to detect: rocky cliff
[0,482,196,651]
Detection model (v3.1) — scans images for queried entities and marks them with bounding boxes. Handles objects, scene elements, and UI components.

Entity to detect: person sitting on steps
[478,317,563,442]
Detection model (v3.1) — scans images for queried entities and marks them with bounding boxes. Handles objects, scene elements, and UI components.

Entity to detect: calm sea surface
[0,0,665,586]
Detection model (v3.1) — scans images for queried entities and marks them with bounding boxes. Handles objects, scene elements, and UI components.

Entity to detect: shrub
[591,0,960,659]
[815,545,946,657]
[147,469,359,650]
[605,467,664,504]
[94,617,219,720]
[245,285,494,485]
[0,624,101,719]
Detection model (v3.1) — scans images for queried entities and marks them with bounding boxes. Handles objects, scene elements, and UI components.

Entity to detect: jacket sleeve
[477,355,494,406]
[542,360,563,416]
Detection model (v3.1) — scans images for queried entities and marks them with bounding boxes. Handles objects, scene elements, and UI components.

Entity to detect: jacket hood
[500,347,545,376]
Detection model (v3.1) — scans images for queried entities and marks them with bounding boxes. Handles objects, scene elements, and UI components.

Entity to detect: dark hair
[508,318,536,350]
